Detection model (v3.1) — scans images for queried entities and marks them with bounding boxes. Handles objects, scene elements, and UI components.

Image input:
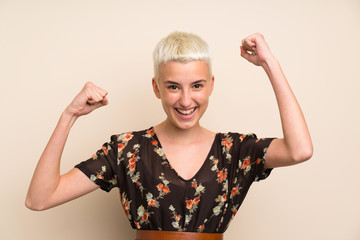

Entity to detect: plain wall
[1,0,359,239]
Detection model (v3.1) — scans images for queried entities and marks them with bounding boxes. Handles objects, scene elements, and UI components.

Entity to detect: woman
[26,32,313,239]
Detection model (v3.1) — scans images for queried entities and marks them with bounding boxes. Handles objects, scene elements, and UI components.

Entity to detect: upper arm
[45,168,99,210]
[264,138,312,169]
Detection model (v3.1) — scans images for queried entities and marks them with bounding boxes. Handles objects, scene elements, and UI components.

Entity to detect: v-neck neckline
[150,127,218,182]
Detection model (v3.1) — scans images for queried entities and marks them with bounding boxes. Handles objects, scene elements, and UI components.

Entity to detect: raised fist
[66,82,108,117]
[240,33,275,66]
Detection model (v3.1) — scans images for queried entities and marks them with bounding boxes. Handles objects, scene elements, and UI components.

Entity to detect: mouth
[175,107,196,115]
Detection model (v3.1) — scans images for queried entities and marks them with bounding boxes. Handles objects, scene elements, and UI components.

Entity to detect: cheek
[195,92,210,103]
[160,93,177,106]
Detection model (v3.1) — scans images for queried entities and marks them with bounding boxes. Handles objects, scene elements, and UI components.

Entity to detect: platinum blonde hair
[153,31,212,82]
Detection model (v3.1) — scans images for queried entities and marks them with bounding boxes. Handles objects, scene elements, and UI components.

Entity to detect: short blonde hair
[153,31,212,82]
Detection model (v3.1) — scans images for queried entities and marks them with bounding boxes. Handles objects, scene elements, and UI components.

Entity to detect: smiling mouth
[176,107,196,115]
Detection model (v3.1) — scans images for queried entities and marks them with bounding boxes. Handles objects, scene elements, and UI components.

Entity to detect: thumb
[90,95,109,107]
[86,98,108,112]
[101,96,109,106]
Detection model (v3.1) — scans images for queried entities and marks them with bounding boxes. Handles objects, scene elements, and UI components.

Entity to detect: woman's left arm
[241,33,313,168]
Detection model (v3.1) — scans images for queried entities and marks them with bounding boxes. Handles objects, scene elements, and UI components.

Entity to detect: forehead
[159,60,210,81]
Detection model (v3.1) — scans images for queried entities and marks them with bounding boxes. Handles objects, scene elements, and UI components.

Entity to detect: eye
[193,84,203,89]
[168,85,179,90]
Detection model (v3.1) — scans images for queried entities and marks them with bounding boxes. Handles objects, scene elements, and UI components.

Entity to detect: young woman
[26,32,312,239]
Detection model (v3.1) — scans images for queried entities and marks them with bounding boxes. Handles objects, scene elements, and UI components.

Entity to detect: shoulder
[217,132,258,144]
[113,127,153,141]
[214,132,259,157]
[112,127,154,151]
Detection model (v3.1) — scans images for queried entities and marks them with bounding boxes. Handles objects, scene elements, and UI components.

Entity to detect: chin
[176,123,198,130]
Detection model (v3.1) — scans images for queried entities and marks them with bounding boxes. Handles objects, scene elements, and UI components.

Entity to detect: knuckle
[84,81,94,88]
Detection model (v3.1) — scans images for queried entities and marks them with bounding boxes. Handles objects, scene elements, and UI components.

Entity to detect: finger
[92,85,108,103]
[95,88,109,106]
[240,45,255,57]
[83,82,107,97]
[241,38,256,52]
[240,46,256,62]
[94,85,108,98]
[87,88,105,105]
[81,82,108,106]
[243,38,256,47]
[241,45,256,54]
[101,96,109,106]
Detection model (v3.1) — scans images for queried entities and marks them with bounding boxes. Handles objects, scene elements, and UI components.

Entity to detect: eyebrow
[164,79,207,85]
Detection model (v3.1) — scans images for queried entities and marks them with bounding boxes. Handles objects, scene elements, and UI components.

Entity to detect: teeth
[177,108,195,115]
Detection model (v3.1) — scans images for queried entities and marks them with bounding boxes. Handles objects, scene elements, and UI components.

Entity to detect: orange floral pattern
[75,128,275,233]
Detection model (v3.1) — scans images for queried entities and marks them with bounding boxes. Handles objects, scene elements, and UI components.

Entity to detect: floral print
[121,192,132,220]
[221,134,233,162]
[75,127,275,233]
[169,205,183,231]
[157,173,171,197]
[135,205,151,228]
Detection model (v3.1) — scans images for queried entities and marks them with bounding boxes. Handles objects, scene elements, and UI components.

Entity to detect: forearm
[263,58,313,161]
[26,110,78,209]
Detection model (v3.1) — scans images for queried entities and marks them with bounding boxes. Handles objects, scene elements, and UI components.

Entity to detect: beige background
[1,0,359,239]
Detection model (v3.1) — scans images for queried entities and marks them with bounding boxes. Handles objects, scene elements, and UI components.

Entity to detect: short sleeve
[75,135,119,192]
[239,133,275,181]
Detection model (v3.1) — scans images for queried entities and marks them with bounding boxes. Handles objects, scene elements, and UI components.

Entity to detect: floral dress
[75,127,275,233]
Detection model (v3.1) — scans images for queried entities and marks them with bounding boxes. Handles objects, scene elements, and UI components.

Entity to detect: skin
[152,60,216,180]
[25,33,313,211]
[240,33,313,168]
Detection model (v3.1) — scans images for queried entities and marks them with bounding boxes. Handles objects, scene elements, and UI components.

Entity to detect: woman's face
[152,60,214,131]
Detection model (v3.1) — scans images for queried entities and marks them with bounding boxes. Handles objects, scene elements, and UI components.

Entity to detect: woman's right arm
[25,82,108,211]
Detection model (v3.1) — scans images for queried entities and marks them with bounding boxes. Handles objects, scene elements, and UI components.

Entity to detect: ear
[209,75,215,95]
[152,78,161,99]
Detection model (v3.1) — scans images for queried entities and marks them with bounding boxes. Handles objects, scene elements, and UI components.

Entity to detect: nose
[179,89,191,108]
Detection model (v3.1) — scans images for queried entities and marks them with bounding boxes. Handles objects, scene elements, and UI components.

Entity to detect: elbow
[291,144,313,163]
[25,197,48,211]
